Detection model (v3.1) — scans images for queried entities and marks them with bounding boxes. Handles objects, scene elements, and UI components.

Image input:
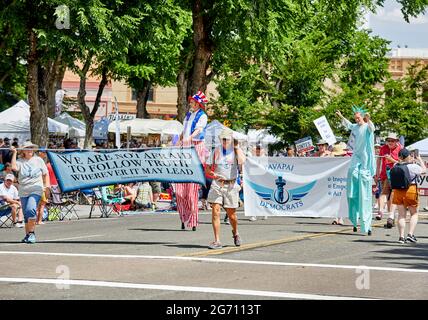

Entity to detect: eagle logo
[245,177,316,204]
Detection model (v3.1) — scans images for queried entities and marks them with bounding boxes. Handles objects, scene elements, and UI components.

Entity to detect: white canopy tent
[54,112,86,138]
[108,118,184,136]
[0,100,69,141]
[247,129,279,145]
[407,137,428,156]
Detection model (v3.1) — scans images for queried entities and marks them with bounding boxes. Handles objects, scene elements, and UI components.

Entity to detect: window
[132,87,154,102]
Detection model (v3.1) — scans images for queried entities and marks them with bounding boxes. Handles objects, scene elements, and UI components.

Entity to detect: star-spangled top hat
[188,91,208,109]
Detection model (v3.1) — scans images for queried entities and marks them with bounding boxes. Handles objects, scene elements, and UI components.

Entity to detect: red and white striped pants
[173,141,206,228]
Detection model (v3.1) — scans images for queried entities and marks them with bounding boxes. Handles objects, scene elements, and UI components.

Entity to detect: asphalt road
[0,205,427,300]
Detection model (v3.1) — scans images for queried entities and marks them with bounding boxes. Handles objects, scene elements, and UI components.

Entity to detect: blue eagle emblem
[245,177,316,204]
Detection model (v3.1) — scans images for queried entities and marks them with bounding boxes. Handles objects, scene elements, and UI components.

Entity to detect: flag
[114,97,121,149]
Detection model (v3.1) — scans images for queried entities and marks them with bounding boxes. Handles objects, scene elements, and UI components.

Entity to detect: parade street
[0,206,427,300]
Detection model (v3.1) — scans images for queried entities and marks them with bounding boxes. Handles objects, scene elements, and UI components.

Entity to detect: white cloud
[374,7,428,25]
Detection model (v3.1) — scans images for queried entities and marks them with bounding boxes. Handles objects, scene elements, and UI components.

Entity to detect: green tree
[373,62,428,145]
[113,0,191,119]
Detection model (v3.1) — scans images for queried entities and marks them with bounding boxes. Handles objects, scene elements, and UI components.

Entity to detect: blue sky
[367,0,428,48]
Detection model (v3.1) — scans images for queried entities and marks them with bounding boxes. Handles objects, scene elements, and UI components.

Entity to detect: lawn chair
[48,186,79,221]
[76,189,94,205]
[0,201,13,228]
[89,187,125,218]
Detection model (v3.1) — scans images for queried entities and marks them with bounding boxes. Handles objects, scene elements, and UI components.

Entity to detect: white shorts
[207,179,241,209]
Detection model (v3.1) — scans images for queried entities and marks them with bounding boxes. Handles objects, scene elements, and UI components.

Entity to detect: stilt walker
[174,91,208,231]
[336,106,376,235]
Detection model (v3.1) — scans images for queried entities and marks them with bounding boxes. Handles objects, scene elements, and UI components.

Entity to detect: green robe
[343,118,375,233]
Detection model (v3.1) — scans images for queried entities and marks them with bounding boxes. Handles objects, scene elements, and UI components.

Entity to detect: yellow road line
[177,221,386,258]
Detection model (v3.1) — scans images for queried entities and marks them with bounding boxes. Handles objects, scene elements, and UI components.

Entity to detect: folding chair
[48,186,79,221]
[0,202,13,228]
[75,189,94,205]
[89,188,114,218]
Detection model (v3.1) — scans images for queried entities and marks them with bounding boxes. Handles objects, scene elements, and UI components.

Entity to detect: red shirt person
[375,133,402,226]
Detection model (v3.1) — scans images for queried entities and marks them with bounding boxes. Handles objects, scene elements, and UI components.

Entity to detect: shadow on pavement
[128,228,186,232]
[0,240,175,246]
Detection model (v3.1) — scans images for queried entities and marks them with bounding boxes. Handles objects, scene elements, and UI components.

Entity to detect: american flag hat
[188,90,208,109]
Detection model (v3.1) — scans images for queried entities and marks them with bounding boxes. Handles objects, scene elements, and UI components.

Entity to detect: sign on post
[313,116,337,146]
[294,137,314,154]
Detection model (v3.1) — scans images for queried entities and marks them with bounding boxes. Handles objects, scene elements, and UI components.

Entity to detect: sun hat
[386,133,398,141]
[5,173,15,181]
[316,139,328,145]
[21,141,38,149]
[188,91,208,109]
[331,144,347,156]
[219,128,233,140]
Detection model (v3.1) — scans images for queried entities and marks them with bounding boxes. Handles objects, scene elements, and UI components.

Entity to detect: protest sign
[313,116,337,146]
[47,147,205,192]
[244,156,350,217]
[294,137,314,154]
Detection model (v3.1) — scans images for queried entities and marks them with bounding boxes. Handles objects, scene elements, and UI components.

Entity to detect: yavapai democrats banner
[244,157,351,217]
[47,147,206,192]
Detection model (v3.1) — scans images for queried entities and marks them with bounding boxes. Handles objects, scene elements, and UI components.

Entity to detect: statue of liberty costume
[341,106,376,234]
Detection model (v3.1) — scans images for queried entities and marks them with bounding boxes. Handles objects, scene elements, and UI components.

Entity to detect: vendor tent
[407,137,428,156]
[108,118,184,136]
[247,129,279,145]
[54,112,86,138]
[0,100,69,141]
[93,117,110,140]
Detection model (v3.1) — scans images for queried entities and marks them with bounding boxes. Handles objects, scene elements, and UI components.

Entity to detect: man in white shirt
[0,174,23,227]
[174,91,209,231]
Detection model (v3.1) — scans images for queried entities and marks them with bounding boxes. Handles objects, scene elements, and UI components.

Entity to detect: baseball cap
[398,148,410,159]
[5,174,15,181]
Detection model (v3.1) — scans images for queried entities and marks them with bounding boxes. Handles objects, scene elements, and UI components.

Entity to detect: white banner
[243,157,351,217]
[313,116,337,146]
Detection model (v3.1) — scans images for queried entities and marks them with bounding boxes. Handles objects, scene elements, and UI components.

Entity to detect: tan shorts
[392,185,418,208]
[381,179,391,196]
[207,179,241,209]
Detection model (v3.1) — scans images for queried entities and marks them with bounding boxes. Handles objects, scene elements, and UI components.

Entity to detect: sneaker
[406,234,417,243]
[208,241,223,250]
[375,212,383,220]
[233,233,242,246]
[21,234,29,243]
[398,237,406,244]
[249,216,257,222]
[14,222,24,228]
[385,218,394,229]
[26,233,36,244]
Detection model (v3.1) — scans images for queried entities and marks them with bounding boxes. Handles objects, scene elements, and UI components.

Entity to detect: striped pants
[173,141,206,228]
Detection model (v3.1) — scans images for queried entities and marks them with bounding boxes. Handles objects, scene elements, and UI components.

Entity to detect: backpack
[389,163,414,190]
